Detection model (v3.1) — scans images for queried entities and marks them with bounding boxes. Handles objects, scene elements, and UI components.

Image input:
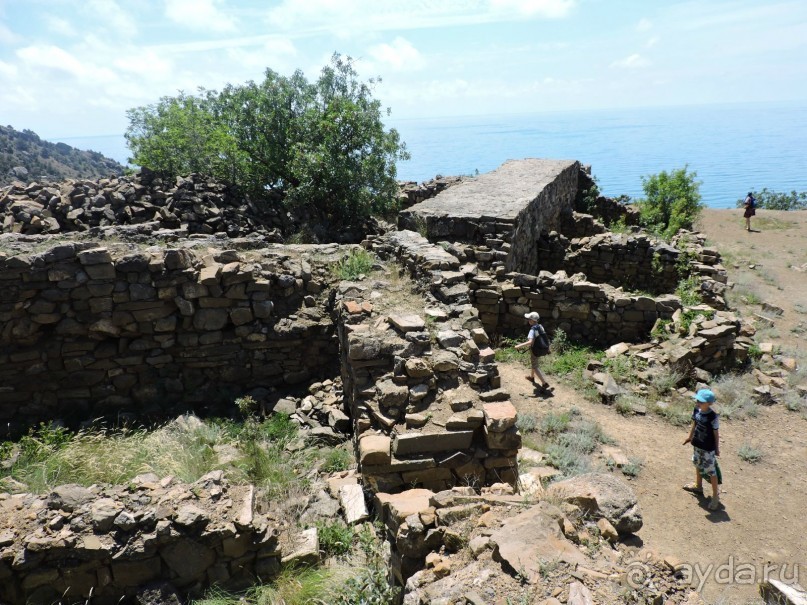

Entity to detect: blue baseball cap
[693,389,716,403]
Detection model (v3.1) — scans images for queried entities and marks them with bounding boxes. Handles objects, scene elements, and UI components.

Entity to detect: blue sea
[51,101,807,209]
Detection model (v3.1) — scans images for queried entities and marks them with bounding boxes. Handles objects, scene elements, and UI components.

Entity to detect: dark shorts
[744,207,755,218]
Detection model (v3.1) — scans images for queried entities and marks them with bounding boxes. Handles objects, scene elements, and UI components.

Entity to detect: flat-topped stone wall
[399,159,580,275]
[0,237,342,433]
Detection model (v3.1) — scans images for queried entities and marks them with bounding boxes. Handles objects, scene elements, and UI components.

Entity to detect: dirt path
[500,362,807,603]
[487,208,807,603]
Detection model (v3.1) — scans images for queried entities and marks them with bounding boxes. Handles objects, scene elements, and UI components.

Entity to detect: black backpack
[531,325,551,356]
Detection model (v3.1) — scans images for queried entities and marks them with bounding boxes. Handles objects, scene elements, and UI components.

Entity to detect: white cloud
[114,49,174,80]
[636,17,653,32]
[0,58,17,78]
[83,0,138,38]
[165,0,237,33]
[646,36,659,48]
[0,19,20,44]
[16,44,118,84]
[266,0,575,35]
[610,53,651,69]
[224,38,297,72]
[44,15,77,37]
[368,37,425,72]
[489,0,576,19]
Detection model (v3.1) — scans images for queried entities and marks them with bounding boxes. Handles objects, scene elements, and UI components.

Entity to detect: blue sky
[1,0,806,138]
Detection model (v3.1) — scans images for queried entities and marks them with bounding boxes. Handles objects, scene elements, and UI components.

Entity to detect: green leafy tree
[636,166,703,238]
[125,54,409,231]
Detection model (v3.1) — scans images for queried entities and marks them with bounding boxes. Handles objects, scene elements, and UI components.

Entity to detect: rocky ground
[494,208,807,605]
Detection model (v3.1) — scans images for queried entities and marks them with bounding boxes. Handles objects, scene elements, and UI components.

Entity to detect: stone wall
[399,159,580,276]
[397,176,466,211]
[470,270,681,345]
[0,473,278,605]
[538,232,684,294]
[338,230,521,494]
[0,237,342,433]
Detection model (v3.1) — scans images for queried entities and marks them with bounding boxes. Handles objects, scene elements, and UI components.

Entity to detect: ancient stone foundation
[340,230,520,493]
[0,473,278,605]
[0,237,341,433]
[399,159,580,276]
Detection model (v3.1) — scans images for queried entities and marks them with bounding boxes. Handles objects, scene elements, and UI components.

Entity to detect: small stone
[114,511,138,531]
[174,504,207,527]
[597,517,618,542]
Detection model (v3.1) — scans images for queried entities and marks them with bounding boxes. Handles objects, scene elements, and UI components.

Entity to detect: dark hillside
[0,125,124,185]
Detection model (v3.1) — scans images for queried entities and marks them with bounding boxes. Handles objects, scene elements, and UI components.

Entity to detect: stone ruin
[0,158,762,603]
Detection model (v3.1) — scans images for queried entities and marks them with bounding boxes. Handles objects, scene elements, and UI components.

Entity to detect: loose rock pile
[392,473,704,605]
[0,170,285,239]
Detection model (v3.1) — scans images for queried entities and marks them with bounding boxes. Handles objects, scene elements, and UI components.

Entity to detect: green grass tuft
[334,248,375,280]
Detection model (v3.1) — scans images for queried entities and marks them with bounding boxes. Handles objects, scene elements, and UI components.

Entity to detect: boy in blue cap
[683,388,722,510]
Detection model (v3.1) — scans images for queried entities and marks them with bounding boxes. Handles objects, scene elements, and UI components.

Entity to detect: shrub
[738,443,763,463]
[321,447,352,473]
[622,457,644,478]
[544,343,599,377]
[316,520,354,558]
[676,277,704,307]
[649,368,684,396]
[235,395,259,417]
[735,188,807,211]
[126,54,409,232]
[334,248,375,280]
[516,413,539,434]
[262,413,298,442]
[636,166,703,238]
[540,411,574,437]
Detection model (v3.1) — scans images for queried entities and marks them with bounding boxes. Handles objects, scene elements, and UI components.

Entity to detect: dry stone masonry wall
[0,237,343,433]
[339,230,521,495]
[0,472,278,605]
[399,159,580,275]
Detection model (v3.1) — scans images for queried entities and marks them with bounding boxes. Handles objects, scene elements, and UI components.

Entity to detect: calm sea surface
[53,101,807,209]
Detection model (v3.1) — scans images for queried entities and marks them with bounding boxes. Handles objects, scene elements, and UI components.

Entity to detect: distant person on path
[515,312,553,392]
[683,389,722,511]
[743,191,756,231]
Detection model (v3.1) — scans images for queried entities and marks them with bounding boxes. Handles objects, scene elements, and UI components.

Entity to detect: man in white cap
[515,312,552,392]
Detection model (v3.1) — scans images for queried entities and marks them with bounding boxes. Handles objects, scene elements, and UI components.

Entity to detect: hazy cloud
[44,15,78,38]
[84,0,138,38]
[266,0,576,35]
[636,17,653,32]
[646,36,659,48]
[165,0,238,33]
[610,53,651,69]
[489,0,576,18]
[0,58,16,78]
[16,44,118,83]
[0,20,19,45]
[368,37,425,72]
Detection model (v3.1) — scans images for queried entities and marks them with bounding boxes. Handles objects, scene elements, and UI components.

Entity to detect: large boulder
[548,472,642,535]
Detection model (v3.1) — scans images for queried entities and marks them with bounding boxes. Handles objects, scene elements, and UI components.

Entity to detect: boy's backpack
[531,326,551,356]
[748,195,756,208]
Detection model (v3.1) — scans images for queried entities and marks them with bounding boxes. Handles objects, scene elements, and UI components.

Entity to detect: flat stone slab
[392,430,475,456]
[489,502,587,583]
[339,484,369,525]
[387,313,426,332]
[405,159,578,221]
